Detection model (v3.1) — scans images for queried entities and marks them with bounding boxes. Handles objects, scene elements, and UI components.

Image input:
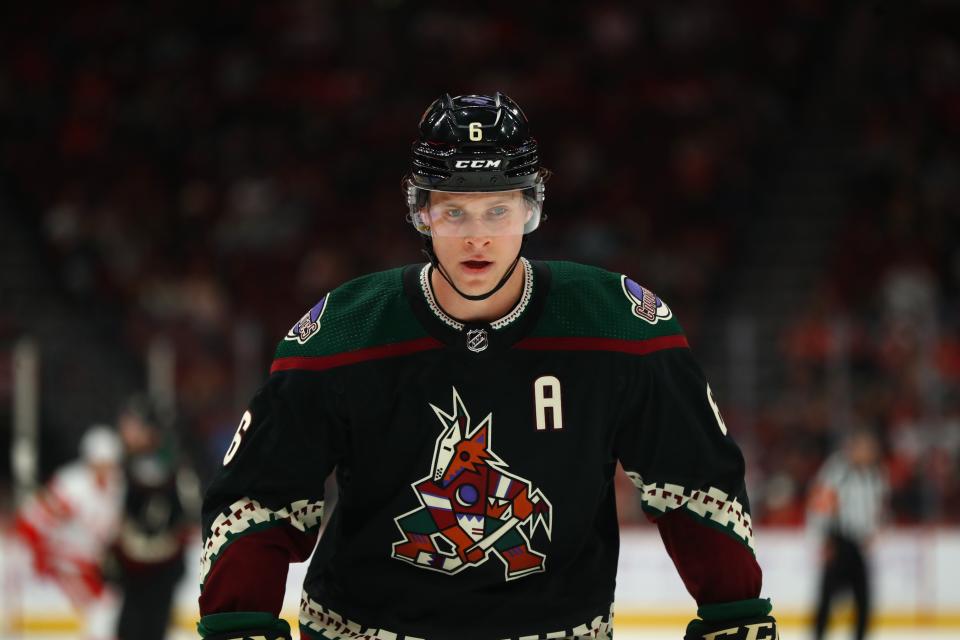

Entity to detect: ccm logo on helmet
[454,159,502,169]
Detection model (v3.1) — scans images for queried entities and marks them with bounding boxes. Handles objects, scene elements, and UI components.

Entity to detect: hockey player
[198,93,778,640]
[12,425,124,640]
[106,395,201,640]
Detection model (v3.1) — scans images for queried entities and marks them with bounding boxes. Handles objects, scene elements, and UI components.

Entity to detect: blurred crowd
[752,2,960,525]
[1,1,958,526]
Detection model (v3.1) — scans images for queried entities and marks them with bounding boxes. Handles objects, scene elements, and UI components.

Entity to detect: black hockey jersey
[198,259,764,640]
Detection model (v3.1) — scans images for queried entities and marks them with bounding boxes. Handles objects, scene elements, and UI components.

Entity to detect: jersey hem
[299,593,615,640]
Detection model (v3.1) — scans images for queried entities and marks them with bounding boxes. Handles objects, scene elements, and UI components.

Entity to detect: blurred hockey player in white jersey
[12,424,125,639]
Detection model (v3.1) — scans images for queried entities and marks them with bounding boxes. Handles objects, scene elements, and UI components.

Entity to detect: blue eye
[488,206,508,218]
[445,208,464,219]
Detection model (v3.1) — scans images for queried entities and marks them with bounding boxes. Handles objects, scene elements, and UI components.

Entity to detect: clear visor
[407,184,544,238]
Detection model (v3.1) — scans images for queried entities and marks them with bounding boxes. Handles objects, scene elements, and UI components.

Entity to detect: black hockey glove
[197,612,292,640]
[683,598,778,640]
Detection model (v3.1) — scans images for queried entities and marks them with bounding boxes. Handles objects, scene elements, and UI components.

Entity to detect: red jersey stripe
[514,334,689,355]
[270,336,444,374]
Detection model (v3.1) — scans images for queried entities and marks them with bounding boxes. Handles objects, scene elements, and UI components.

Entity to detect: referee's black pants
[814,532,870,640]
[116,555,185,640]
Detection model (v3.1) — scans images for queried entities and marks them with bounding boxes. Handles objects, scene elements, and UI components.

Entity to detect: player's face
[427,190,528,293]
[118,413,157,453]
[847,432,879,467]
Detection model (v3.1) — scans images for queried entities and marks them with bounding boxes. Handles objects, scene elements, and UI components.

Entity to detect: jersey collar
[418,257,534,332]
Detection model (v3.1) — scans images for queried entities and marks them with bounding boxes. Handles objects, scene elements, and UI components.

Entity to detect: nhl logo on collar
[466,329,489,353]
[621,276,673,325]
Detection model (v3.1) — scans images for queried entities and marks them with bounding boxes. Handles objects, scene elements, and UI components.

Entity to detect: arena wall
[2,527,958,633]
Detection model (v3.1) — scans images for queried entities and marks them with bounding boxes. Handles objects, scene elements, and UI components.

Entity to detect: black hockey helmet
[405,93,547,236]
[118,394,169,431]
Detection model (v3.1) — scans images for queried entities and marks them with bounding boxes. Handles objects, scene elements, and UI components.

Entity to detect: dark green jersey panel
[532,261,684,341]
[273,267,430,361]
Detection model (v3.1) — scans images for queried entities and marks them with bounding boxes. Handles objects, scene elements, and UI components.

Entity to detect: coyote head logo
[430,391,493,487]
[392,388,553,581]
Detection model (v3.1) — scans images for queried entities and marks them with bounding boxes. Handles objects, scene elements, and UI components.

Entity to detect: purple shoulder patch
[621,276,673,325]
[284,294,329,345]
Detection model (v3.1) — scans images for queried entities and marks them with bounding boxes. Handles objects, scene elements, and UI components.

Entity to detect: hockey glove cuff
[197,612,292,640]
[683,598,778,640]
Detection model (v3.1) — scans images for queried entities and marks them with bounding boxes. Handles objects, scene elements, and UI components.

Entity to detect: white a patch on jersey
[534,375,563,431]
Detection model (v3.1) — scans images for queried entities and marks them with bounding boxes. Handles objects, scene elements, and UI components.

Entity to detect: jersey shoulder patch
[620,275,674,325]
[283,295,330,346]
[534,260,684,341]
[272,266,427,361]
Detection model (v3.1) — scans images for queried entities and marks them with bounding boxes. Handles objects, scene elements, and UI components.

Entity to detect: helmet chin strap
[422,237,527,302]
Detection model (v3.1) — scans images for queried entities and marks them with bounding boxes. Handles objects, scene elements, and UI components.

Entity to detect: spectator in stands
[2,0,959,528]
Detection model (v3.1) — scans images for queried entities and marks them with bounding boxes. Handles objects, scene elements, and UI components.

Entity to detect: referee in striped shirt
[808,428,888,640]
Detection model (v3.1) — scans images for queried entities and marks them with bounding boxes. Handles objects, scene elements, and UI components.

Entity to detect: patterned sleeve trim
[200,497,324,588]
[625,471,755,553]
